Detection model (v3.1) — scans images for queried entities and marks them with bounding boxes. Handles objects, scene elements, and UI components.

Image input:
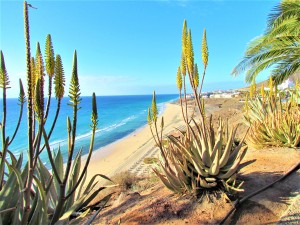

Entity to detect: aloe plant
[244,77,300,149]
[0,1,112,224]
[148,20,248,196]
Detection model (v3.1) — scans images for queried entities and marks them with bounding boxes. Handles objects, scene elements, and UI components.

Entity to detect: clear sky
[1,0,278,98]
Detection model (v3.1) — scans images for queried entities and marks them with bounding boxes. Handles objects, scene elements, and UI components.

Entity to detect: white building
[277,78,294,90]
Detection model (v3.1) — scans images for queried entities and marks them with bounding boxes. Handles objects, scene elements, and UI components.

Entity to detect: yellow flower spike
[193,63,199,89]
[161,117,164,129]
[181,52,186,77]
[152,91,158,123]
[202,29,208,69]
[182,20,188,58]
[186,29,194,77]
[30,57,36,95]
[269,76,274,97]
[147,108,152,126]
[176,66,182,91]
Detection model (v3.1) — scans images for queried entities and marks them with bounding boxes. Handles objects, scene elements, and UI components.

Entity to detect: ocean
[0,94,178,166]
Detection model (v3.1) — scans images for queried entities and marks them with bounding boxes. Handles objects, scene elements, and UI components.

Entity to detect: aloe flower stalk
[202,29,208,69]
[193,63,199,89]
[176,66,182,91]
[45,54,65,141]
[186,29,194,79]
[182,20,187,58]
[30,57,36,94]
[269,76,274,97]
[199,29,208,94]
[151,91,158,123]
[44,34,55,120]
[147,108,152,126]
[0,50,10,189]
[23,2,34,224]
[177,66,188,124]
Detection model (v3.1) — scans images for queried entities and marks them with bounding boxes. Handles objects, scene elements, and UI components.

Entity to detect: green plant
[232,1,300,84]
[148,20,248,196]
[244,77,300,149]
[0,2,112,224]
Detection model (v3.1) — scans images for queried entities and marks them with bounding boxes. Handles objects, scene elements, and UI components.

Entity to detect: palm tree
[232,0,300,85]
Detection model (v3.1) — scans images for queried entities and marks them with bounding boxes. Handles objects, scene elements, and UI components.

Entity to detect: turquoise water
[0,94,178,166]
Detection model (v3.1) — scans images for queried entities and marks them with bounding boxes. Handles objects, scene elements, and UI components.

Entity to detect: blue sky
[1,0,278,98]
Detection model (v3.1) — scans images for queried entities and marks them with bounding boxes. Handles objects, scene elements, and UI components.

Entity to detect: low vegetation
[0,2,111,224]
[111,171,140,193]
[148,20,248,197]
[244,77,300,149]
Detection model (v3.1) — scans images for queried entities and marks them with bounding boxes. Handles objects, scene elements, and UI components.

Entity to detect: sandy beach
[86,102,185,181]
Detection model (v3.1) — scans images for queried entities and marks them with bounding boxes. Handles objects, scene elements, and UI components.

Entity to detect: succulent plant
[0,2,112,224]
[148,20,248,196]
[244,78,300,149]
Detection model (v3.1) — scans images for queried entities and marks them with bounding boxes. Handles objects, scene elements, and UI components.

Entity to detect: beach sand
[86,102,185,181]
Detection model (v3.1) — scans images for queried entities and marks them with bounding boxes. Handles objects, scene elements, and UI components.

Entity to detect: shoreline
[85,102,184,181]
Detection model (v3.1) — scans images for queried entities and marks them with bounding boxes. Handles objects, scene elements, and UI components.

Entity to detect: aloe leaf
[6,150,18,167]
[78,186,107,211]
[153,169,176,193]
[2,164,24,225]
[208,142,220,176]
[84,174,113,195]
[65,149,82,210]
[37,158,56,208]
[28,176,49,225]
[218,146,247,179]
[83,193,113,225]
[76,170,87,201]
[219,125,239,168]
[53,148,63,200]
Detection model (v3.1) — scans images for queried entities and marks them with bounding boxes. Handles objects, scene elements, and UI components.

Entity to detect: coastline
[85,102,185,181]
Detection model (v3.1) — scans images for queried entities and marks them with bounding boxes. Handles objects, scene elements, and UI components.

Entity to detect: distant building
[277,78,294,90]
